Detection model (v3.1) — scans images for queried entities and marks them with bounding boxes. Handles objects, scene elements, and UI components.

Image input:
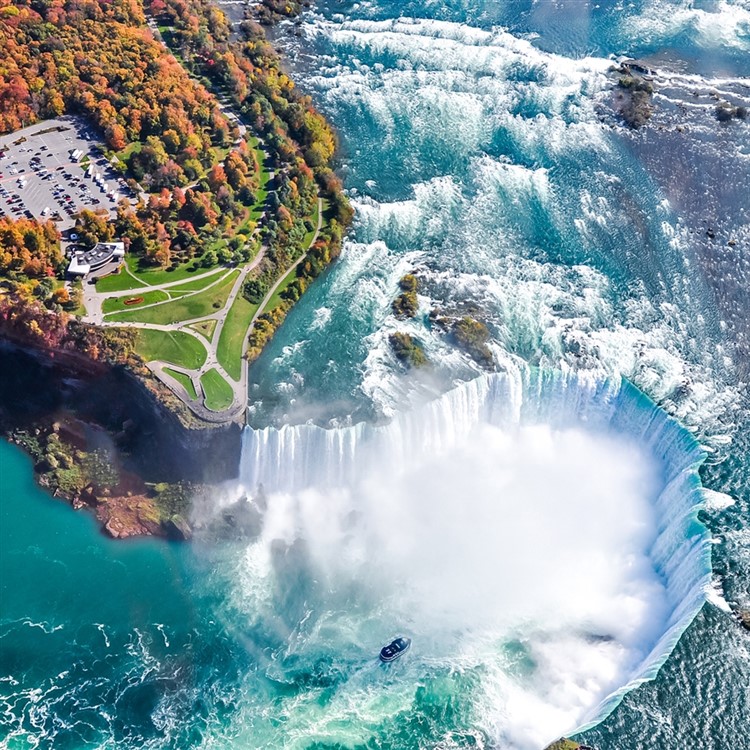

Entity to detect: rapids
[2,0,749,748]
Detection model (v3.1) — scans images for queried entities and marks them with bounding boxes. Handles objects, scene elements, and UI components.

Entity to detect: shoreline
[0,340,241,540]
[0,0,351,539]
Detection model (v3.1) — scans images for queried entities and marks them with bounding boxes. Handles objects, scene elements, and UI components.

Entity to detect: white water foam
[222,370,714,748]
[622,0,750,53]
[273,11,742,442]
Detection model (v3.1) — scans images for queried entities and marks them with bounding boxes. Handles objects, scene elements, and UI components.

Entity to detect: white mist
[204,372,711,749]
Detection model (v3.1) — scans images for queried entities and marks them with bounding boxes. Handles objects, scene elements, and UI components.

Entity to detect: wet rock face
[162,514,193,541]
[192,494,263,542]
[715,102,748,122]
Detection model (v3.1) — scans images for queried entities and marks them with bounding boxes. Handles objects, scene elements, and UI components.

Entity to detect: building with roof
[67,241,125,277]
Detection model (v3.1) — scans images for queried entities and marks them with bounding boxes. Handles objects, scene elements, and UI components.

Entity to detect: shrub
[389,332,428,368]
[451,316,494,369]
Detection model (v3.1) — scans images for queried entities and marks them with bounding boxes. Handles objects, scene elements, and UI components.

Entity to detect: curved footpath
[80,19,324,424]
[83,197,324,423]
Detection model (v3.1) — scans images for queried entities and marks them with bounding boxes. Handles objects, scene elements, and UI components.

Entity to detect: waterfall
[238,368,713,736]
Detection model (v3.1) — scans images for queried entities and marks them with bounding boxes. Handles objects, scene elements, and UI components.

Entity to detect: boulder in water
[163,514,192,541]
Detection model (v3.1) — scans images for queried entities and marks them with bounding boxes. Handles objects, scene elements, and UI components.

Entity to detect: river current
[1,1,749,748]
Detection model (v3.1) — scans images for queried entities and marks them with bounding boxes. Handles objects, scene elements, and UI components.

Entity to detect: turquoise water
[3,0,750,747]
[0,371,722,749]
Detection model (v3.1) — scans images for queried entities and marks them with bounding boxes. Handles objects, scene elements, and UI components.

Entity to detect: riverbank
[0,342,241,539]
[0,0,352,427]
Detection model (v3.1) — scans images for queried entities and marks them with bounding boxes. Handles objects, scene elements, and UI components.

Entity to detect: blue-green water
[3,0,750,747]
[0,372,731,749]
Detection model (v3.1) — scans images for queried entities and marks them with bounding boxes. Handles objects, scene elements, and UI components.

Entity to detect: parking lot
[0,116,135,231]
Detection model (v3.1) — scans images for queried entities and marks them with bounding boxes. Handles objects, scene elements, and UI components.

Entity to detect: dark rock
[715,103,748,122]
[163,514,192,541]
[738,609,750,631]
[614,70,654,128]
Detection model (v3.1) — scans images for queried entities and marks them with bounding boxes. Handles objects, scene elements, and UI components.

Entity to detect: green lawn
[95,266,145,293]
[302,199,321,249]
[167,269,228,294]
[216,294,257,380]
[116,141,143,164]
[134,329,207,370]
[201,368,234,411]
[163,367,198,400]
[189,319,217,341]
[260,266,298,317]
[102,289,169,315]
[248,137,272,223]
[107,271,239,325]
[97,262,228,295]
[122,254,222,288]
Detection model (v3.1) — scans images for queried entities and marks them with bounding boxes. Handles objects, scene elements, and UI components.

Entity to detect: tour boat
[379,637,411,663]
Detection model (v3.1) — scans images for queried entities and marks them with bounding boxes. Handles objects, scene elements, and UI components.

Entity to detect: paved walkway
[85,196,324,423]
[79,17,323,423]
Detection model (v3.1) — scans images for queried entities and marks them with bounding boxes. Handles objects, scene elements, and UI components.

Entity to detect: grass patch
[163,367,197,400]
[260,266,298,316]
[201,368,234,411]
[167,269,228,293]
[124,253,224,287]
[216,294,257,380]
[247,137,272,224]
[116,140,143,164]
[102,289,169,315]
[302,199,321,249]
[95,265,144,293]
[134,329,207,369]
[107,271,238,325]
[189,319,217,341]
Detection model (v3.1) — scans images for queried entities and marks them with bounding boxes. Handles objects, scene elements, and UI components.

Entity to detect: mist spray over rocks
[192,369,715,749]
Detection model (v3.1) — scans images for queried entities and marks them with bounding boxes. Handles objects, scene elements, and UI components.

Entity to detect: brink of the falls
[227,369,713,748]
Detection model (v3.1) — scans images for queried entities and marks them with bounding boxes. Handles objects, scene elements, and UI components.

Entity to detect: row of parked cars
[0,183,35,219]
[0,136,136,225]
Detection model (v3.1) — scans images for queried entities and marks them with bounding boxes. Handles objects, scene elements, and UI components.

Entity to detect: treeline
[245,218,345,361]
[75,140,263,269]
[1,0,355,385]
[147,0,351,225]
[0,216,137,363]
[0,287,137,365]
[0,0,233,187]
[0,216,84,313]
[146,0,353,359]
[0,217,62,279]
